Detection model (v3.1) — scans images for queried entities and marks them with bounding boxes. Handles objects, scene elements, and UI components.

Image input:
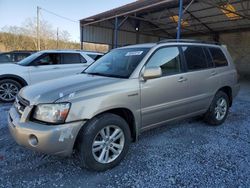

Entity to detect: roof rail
[157,39,221,45]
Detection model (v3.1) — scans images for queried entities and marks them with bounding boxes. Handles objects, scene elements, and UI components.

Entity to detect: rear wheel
[77,113,131,171]
[0,79,22,102]
[204,91,229,125]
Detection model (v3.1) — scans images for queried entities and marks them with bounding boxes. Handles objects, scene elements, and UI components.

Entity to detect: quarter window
[146,47,181,76]
[87,54,103,61]
[209,47,228,67]
[182,46,207,71]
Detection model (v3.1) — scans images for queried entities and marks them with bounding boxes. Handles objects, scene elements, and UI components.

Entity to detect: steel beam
[114,17,119,48]
[185,10,215,33]
[199,0,250,21]
[177,0,184,40]
[83,0,175,26]
[128,15,175,38]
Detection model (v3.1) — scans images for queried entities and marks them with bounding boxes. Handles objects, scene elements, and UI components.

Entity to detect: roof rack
[157,39,221,45]
[42,49,103,54]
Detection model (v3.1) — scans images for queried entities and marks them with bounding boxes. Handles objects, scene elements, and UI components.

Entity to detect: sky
[0,0,136,42]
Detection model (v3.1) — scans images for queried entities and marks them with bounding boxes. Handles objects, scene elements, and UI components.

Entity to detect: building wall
[220,31,250,79]
[81,25,161,48]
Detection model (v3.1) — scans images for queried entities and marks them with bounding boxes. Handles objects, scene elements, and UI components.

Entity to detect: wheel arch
[0,74,28,87]
[101,108,137,142]
[74,107,138,151]
[217,86,233,107]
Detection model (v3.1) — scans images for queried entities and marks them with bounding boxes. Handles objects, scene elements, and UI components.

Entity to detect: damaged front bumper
[8,105,85,156]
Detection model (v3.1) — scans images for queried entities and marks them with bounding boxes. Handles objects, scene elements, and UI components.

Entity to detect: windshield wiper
[85,72,127,79]
[85,72,107,76]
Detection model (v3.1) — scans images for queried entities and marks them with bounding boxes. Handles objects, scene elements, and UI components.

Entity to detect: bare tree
[0,17,80,51]
[22,18,55,50]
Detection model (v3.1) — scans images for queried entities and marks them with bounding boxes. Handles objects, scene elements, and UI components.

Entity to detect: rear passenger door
[58,53,88,75]
[181,45,219,113]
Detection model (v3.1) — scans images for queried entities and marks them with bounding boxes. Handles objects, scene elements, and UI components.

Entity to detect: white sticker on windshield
[125,51,143,56]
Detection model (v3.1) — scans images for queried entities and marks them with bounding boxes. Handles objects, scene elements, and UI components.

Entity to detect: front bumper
[8,106,85,156]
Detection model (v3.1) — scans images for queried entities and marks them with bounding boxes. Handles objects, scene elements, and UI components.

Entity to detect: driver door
[28,53,63,84]
[140,46,189,129]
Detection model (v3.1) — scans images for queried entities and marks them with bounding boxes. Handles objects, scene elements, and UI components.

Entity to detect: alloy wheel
[214,97,227,121]
[0,82,19,102]
[92,125,125,164]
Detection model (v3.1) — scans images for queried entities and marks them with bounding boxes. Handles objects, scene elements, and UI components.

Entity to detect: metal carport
[80,0,250,78]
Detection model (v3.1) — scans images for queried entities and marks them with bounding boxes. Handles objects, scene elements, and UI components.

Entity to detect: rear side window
[61,53,82,64]
[209,47,228,67]
[203,48,214,68]
[182,46,207,71]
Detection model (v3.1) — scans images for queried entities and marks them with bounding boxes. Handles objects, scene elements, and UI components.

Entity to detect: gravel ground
[0,82,249,188]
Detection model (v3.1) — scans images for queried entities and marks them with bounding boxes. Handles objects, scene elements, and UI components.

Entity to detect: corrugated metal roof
[80,0,250,37]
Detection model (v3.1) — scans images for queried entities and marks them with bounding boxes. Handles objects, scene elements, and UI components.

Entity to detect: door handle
[52,67,59,70]
[211,71,217,76]
[178,77,187,82]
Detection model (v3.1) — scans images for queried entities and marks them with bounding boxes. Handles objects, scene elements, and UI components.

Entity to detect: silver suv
[8,40,240,171]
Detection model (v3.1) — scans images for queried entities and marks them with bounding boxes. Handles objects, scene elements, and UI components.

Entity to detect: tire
[0,79,22,103]
[77,113,131,171]
[204,91,230,126]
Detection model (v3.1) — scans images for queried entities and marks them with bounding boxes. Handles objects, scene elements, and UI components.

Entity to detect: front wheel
[204,91,229,125]
[0,79,22,103]
[77,113,131,171]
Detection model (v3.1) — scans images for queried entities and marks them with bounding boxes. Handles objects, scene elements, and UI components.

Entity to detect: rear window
[182,46,207,71]
[209,47,228,67]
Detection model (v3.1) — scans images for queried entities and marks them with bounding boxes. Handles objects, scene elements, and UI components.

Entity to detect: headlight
[33,103,71,124]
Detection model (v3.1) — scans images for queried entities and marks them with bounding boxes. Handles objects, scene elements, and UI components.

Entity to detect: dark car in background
[0,51,36,64]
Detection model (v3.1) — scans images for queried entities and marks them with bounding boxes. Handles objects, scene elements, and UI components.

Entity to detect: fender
[0,74,28,86]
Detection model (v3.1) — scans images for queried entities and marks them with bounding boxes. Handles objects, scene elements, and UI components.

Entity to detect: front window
[145,47,181,76]
[85,48,150,78]
[32,53,60,66]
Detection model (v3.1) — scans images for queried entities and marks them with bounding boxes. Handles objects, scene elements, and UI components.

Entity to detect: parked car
[0,50,103,102]
[8,40,240,171]
[0,50,35,64]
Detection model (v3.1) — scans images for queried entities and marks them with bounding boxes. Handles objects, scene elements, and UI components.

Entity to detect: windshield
[84,48,150,78]
[18,52,42,66]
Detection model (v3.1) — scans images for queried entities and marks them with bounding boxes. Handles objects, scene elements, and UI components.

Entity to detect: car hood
[19,74,126,104]
[0,62,15,64]
[0,63,21,70]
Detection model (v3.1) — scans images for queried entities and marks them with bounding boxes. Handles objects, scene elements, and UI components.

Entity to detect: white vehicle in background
[0,50,103,102]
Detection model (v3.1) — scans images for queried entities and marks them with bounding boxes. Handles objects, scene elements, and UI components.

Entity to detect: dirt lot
[0,82,249,188]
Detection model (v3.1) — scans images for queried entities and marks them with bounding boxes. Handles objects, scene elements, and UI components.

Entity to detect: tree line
[0,18,80,52]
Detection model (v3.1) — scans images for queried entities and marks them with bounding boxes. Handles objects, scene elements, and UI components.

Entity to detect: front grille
[15,94,30,114]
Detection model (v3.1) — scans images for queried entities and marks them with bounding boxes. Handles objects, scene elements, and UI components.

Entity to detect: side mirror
[142,67,162,80]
